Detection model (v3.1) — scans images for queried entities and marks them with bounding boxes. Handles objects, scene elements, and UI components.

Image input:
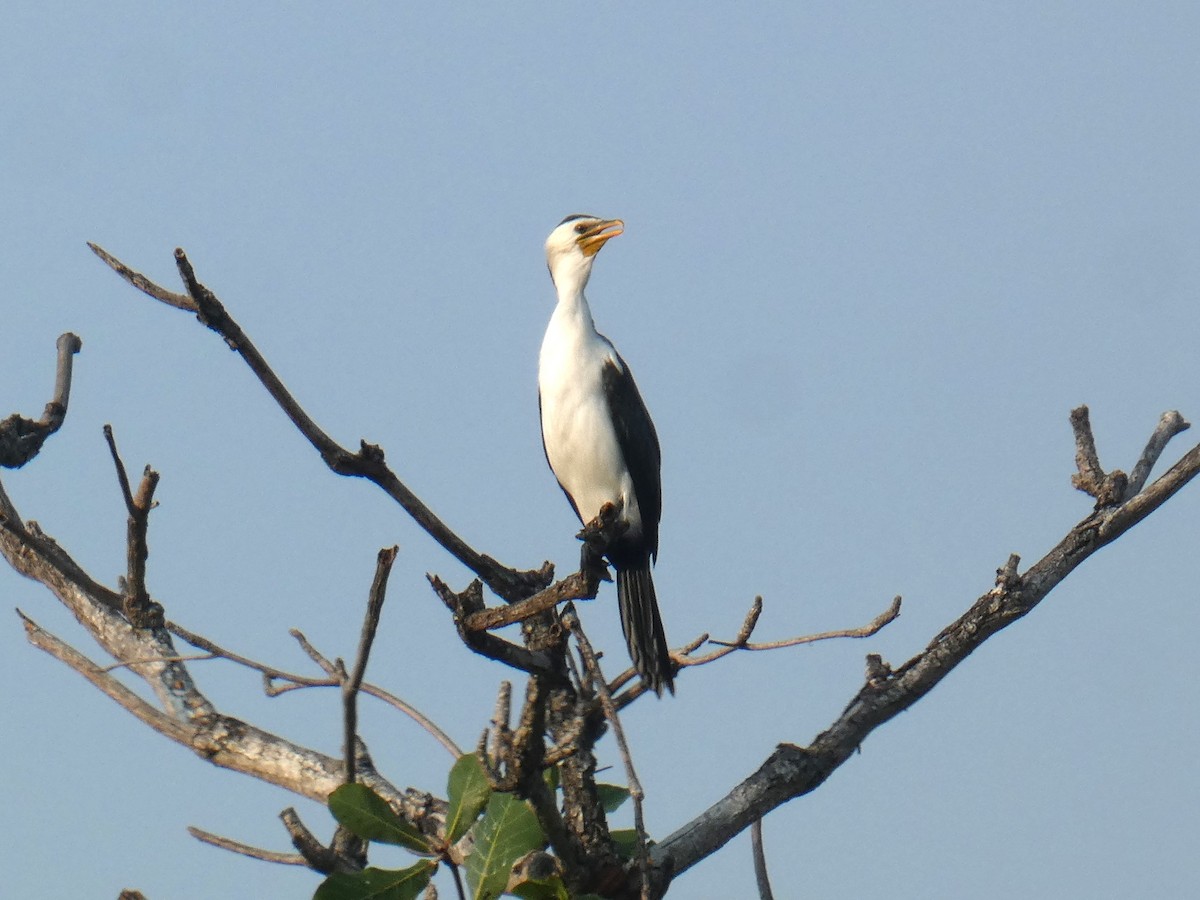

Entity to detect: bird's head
[544,214,624,295]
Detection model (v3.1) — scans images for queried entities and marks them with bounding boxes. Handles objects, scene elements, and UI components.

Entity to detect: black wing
[601,352,662,561]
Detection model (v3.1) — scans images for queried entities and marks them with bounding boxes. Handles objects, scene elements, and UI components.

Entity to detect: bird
[538,214,674,695]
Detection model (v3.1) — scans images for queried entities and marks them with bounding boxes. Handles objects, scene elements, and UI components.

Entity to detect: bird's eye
[574,223,588,234]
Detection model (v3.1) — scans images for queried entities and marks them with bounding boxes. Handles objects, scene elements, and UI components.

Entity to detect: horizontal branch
[709,596,901,652]
[187,826,306,867]
[465,569,596,631]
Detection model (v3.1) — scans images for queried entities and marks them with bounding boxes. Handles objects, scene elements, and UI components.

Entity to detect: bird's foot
[576,500,626,584]
[576,499,627,545]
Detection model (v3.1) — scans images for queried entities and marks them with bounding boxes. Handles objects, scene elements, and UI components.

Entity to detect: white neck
[548,256,598,333]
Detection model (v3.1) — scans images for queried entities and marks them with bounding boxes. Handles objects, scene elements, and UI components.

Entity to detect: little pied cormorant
[538,214,674,696]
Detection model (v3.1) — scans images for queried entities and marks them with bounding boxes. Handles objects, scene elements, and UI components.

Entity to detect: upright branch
[90,243,550,603]
[343,546,398,783]
[103,425,164,628]
[0,332,82,469]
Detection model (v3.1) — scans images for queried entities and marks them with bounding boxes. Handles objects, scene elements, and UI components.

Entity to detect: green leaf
[328,783,431,853]
[610,829,642,860]
[313,859,436,900]
[445,753,492,843]
[464,793,546,900]
[542,764,560,794]
[510,875,570,900]
[596,783,630,814]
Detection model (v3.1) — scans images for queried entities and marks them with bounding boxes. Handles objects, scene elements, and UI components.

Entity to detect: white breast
[538,304,643,533]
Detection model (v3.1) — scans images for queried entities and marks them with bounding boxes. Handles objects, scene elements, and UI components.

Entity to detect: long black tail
[616,563,674,696]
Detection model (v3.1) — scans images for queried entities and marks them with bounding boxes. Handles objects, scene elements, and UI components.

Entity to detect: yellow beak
[577,218,624,257]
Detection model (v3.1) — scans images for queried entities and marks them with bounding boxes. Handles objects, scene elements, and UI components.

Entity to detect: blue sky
[3,4,1198,898]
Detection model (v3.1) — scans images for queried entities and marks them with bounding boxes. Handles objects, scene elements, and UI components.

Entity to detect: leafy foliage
[610,829,641,860]
[313,860,436,900]
[465,793,547,900]
[509,875,572,900]
[446,753,492,844]
[328,783,432,853]
[595,783,630,814]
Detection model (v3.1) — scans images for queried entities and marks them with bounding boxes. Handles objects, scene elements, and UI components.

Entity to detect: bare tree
[3,246,1197,899]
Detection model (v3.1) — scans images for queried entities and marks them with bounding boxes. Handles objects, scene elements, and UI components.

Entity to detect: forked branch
[649,408,1200,886]
[90,244,549,603]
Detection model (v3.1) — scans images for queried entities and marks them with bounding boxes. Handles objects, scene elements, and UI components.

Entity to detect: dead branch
[649,410,1200,882]
[6,259,1199,898]
[90,244,550,603]
[0,332,82,469]
[344,546,397,783]
[751,818,774,900]
[187,826,307,866]
[562,604,653,900]
[709,595,902,652]
[172,619,462,757]
[1126,410,1190,497]
[1070,404,1128,504]
[465,569,597,632]
[103,425,164,628]
[280,807,362,874]
[0,481,444,831]
[428,574,560,676]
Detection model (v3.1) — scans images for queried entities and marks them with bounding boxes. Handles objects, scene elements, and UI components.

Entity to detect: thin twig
[103,424,136,513]
[88,242,195,310]
[448,862,467,900]
[751,818,774,900]
[290,628,342,678]
[168,620,462,757]
[187,826,306,866]
[709,595,902,651]
[344,546,398,783]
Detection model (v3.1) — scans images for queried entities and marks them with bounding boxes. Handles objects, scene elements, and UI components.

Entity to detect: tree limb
[650,412,1200,881]
[0,332,82,469]
[90,244,550,602]
[1,480,443,830]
